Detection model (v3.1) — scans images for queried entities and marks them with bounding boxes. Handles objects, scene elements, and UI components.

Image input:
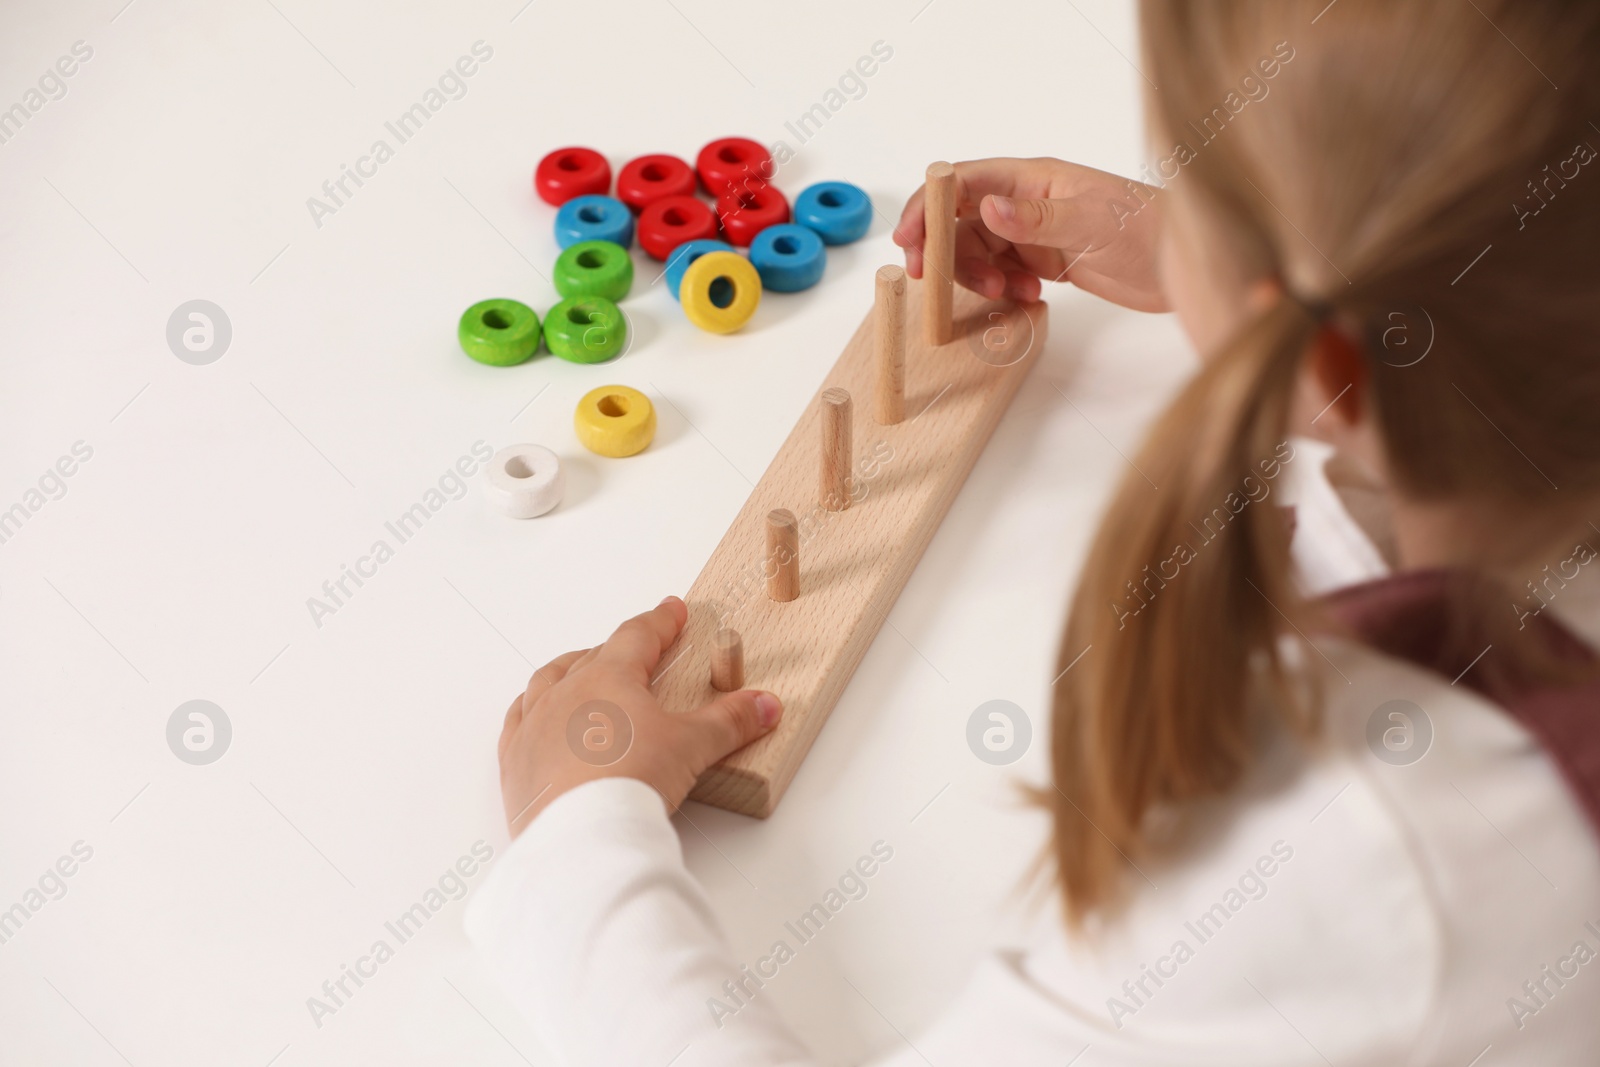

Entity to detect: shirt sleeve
[465,745,1439,1067]
[464,777,817,1067]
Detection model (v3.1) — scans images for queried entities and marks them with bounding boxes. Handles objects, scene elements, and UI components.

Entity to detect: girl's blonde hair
[1047,0,1600,923]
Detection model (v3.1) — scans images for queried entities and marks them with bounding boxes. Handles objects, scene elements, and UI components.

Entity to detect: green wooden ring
[553,240,634,302]
[545,297,628,364]
[459,299,541,366]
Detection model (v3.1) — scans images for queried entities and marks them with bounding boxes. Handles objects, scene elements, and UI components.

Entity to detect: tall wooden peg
[765,508,799,602]
[711,628,744,692]
[875,265,906,425]
[820,387,853,511]
[648,235,1050,818]
[924,161,956,345]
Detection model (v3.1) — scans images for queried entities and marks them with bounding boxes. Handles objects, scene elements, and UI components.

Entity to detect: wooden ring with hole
[574,385,655,457]
[484,444,564,517]
[458,299,541,366]
[680,251,761,334]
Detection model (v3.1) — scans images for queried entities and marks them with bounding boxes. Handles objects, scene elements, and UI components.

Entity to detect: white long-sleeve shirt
[466,441,1600,1066]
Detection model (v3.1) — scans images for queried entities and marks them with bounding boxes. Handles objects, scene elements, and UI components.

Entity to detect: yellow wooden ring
[574,385,656,458]
[679,251,761,334]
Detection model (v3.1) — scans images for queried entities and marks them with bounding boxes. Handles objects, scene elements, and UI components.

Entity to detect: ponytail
[1044,297,1320,923]
[1050,0,1600,925]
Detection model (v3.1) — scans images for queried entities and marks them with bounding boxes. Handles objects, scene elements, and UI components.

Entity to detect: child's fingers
[595,596,688,676]
[954,256,1007,299]
[903,243,924,280]
[946,158,1026,214]
[679,689,782,770]
[498,691,524,758]
[897,160,1019,255]
[897,158,1024,250]
[979,193,1102,254]
[525,648,589,706]
[1003,269,1043,303]
[895,187,927,279]
[903,160,1046,284]
[950,215,1036,297]
[893,183,927,249]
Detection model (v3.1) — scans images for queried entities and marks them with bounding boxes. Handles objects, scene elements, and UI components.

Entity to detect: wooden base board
[652,277,1048,817]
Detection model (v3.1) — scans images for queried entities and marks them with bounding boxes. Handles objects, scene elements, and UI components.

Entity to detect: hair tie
[1289,290,1333,323]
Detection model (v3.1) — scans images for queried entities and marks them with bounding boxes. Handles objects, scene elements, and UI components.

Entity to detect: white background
[0,1,1193,1063]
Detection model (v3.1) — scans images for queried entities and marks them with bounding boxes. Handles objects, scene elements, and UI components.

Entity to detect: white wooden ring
[484,444,564,518]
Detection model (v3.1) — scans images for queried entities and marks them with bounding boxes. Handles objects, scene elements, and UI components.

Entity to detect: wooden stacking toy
[650,162,1048,817]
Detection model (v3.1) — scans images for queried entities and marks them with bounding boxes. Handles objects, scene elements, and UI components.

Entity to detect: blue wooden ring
[748,224,825,292]
[793,182,871,245]
[555,195,634,250]
[664,239,735,301]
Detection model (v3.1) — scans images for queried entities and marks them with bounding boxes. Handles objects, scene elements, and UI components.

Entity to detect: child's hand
[893,157,1168,312]
[496,596,782,836]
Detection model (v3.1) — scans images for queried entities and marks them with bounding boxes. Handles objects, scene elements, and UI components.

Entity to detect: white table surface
[0,1,1194,1063]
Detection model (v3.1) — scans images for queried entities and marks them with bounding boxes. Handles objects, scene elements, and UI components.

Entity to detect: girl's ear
[1306,320,1368,430]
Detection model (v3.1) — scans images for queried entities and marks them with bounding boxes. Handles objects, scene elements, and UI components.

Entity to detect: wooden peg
[923,161,956,345]
[711,628,744,692]
[765,508,799,602]
[652,274,1049,819]
[820,387,853,511]
[874,265,906,425]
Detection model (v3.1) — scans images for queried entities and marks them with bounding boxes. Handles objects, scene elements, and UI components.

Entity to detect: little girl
[468,1,1600,1062]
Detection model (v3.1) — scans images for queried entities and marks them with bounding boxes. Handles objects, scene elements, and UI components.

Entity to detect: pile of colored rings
[534,138,872,334]
[455,138,874,471]
[457,235,635,367]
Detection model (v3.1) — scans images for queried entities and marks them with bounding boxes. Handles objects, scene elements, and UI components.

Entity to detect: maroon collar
[1319,569,1600,832]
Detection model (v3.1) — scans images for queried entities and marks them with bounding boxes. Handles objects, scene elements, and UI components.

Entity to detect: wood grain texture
[765,509,799,603]
[710,629,744,692]
[874,265,906,425]
[653,275,1048,817]
[819,387,853,512]
[923,162,957,345]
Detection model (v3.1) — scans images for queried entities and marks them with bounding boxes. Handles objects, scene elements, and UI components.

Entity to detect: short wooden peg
[647,245,1051,818]
[820,387,853,511]
[765,508,799,602]
[923,161,956,345]
[874,265,906,425]
[711,628,744,692]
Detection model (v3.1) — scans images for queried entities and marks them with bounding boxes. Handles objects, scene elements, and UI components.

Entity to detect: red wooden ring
[616,154,696,212]
[535,147,611,206]
[715,183,791,247]
[696,137,774,195]
[637,195,720,260]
